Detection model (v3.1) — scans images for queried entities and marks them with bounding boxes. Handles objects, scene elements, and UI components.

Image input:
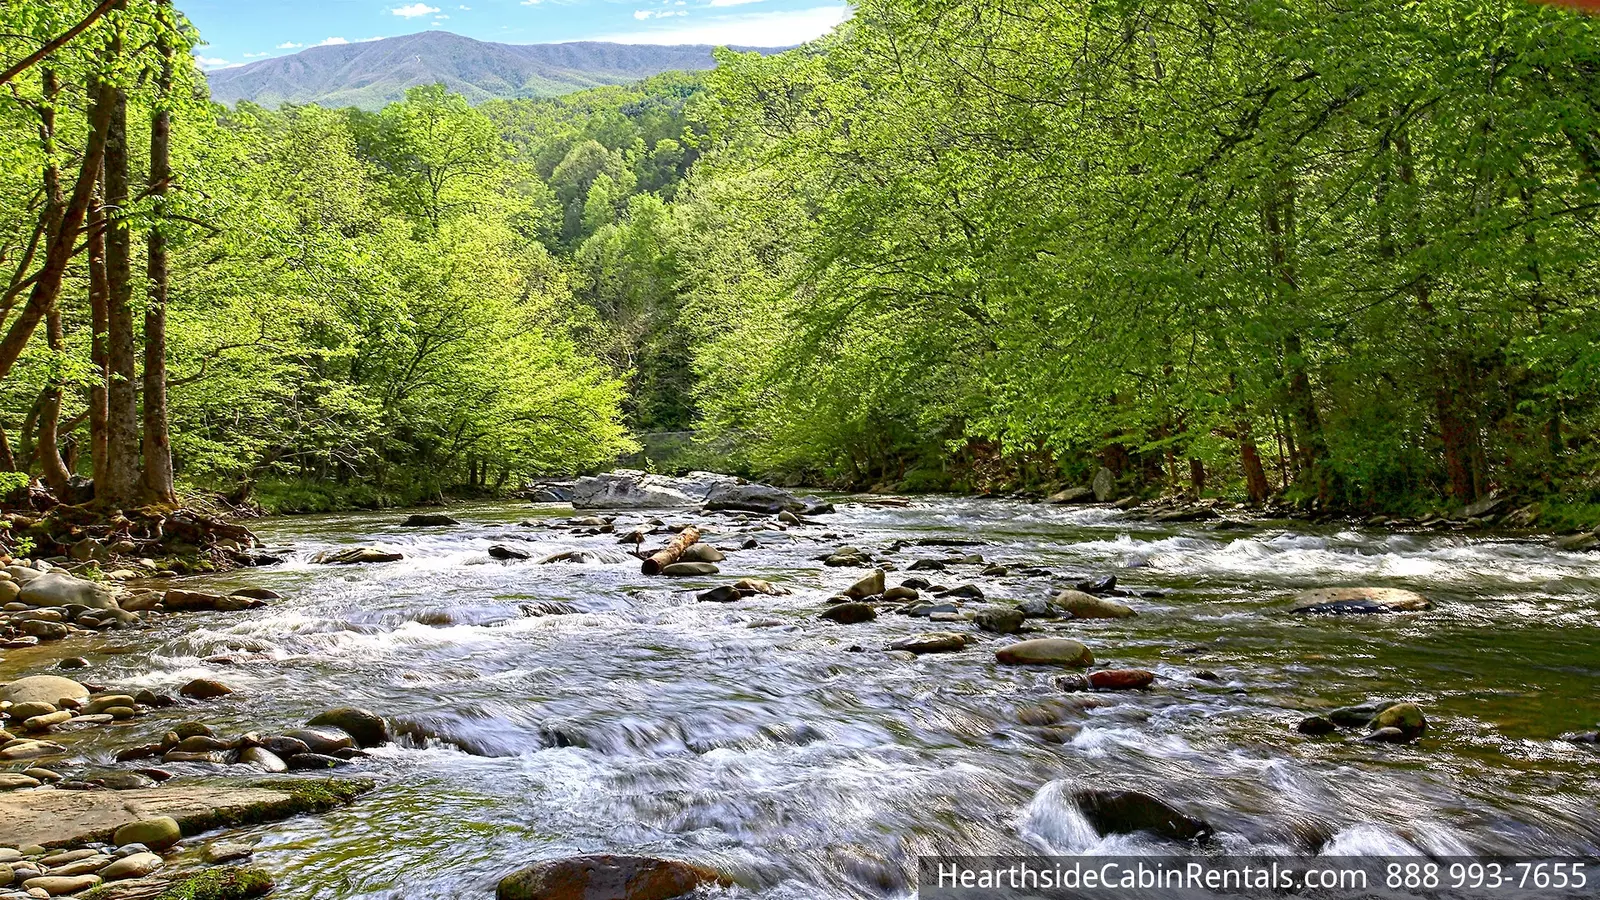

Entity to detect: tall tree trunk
[1263,172,1330,500]
[142,4,176,505]
[102,88,142,507]
[89,192,109,492]
[35,68,73,492]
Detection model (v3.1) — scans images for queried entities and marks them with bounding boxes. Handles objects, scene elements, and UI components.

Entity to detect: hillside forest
[2,0,1599,524]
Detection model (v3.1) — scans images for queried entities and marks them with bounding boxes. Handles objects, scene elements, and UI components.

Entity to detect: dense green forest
[2,0,1599,520]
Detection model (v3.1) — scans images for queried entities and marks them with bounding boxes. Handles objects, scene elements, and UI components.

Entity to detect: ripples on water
[8,499,1598,898]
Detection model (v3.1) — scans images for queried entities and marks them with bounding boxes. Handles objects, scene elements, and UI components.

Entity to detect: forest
[2,0,1599,522]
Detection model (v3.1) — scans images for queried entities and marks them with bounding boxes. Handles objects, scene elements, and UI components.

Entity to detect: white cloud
[521,0,542,5]
[193,55,239,70]
[243,51,270,58]
[634,8,686,18]
[276,41,303,49]
[318,36,350,46]
[392,3,439,16]
[599,4,847,45]
[707,0,765,6]
[459,4,471,8]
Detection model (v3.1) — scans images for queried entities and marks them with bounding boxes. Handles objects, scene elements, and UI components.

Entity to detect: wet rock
[286,752,347,770]
[660,562,719,576]
[205,842,255,863]
[230,587,281,601]
[906,559,946,572]
[1553,532,1598,552]
[1052,589,1135,619]
[995,638,1094,667]
[16,572,120,610]
[100,851,163,880]
[1327,702,1389,727]
[23,874,102,894]
[1296,715,1337,736]
[570,472,698,509]
[697,585,741,603]
[0,774,39,791]
[1559,730,1598,745]
[313,547,403,565]
[0,675,89,707]
[1054,674,1092,692]
[283,727,354,755]
[1074,575,1117,595]
[1071,788,1212,842]
[678,544,725,563]
[1287,587,1430,614]
[307,707,391,748]
[114,816,181,849]
[1037,724,1083,744]
[179,679,234,700]
[733,579,788,596]
[496,854,729,900]
[238,746,288,773]
[935,584,984,600]
[173,722,215,739]
[1048,486,1094,504]
[402,513,460,527]
[8,701,57,720]
[488,545,531,561]
[1360,727,1411,744]
[1091,467,1117,502]
[1018,598,1063,619]
[825,547,871,567]
[1088,669,1155,690]
[883,586,918,602]
[974,607,1024,634]
[888,632,967,654]
[21,619,69,640]
[22,710,73,731]
[704,481,803,514]
[1369,702,1427,740]
[844,570,886,599]
[540,550,596,564]
[820,602,877,624]
[778,510,801,525]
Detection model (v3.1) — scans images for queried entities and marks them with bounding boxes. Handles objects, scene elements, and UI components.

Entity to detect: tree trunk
[89,190,109,492]
[1188,457,1205,496]
[142,7,176,505]
[641,527,701,575]
[1240,435,1269,504]
[102,88,142,507]
[34,69,72,492]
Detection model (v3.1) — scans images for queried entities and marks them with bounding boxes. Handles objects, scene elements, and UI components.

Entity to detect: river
[5,498,1598,898]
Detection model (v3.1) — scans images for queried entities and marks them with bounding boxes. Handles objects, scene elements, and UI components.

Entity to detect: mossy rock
[159,866,275,900]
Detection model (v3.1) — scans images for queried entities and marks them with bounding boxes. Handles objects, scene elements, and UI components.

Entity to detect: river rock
[660,562,719,576]
[1088,669,1155,690]
[16,572,119,610]
[22,710,72,731]
[883,586,918,602]
[162,589,231,611]
[889,632,967,654]
[1048,486,1094,504]
[488,545,531,561]
[1326,702,1389,727]
[1553,532,1597,552]
[1075,575,1117,595]
[0,774,39,791]
[678,544,725,563]
[23,874,102,894]
[114,816,181,850]
[307,707,391,748]
[402,513,460,527]
[974,607,1024,634]
[570,472,697,509]
[237,746,288,773]
[0,740,65,760]
[844,570,885,599]
[820,602,876,624]
[704,481,803,514]
[314,547,403,565]
[1,675,89,707]
[231,587,282,600]
[286,752,347,770]
[1360,726,1411,744]
[733,579,788,596]
[1287,587,1430,614]
[995,638,1094,667]
[48,854,112,877]
[496,854,728,900]
[283,727,355,755]
[1296,715,1337,736]
[1071,788,1212,842]
[1052,589,1135,619]
[1369,702,1427,740]
[8,701,56,720]
[179,679,234,700]
[1091,467,1117,502]
[100,851,163,880]
[697,585,741,603]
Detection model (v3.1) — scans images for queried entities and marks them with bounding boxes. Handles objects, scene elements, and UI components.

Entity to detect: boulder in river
[496,854,730,900]
[660,562,719,576]
[1296,715,1337,736]
[570,472,701,509]
[1287,587,1430,614]
[1048,486,1094,504]
[1368,702,1427,740]
[401,513,460,527]
[1071,788,1212,842]
[179,679,235,700]
[889,632,967,654]
[1087,669,1156,690]
[974,606,1024,634]
[995,638,1094,667]
[314,547,403,565]
[283,727,355,756]
[307,708,391,748]
[821,602,876,624]
[0,675,89,707]
[844,570,886,600]
[704,480,803,514]
[678,544,725,563]
[114,816,181,850]
[1051,589,1135,619]
[489,545,532,561]
[1091,466,1117,502]
[697,585,742,603]
[17,572,119,610]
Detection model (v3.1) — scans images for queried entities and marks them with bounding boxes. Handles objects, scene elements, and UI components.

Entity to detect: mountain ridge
[205,31,779,109]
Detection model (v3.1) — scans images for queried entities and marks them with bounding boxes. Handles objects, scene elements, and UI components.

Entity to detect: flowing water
[4,498,1598,898]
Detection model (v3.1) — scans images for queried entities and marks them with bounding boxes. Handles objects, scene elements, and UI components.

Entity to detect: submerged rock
[179,679,235,700]
[488,545,531,561]
[844,570,886,599]
[1287,587,1430,614]
[1087,669,1155,690]
[1368,701,1427,740]
[697,585,742,603]
[1296,715,1337,736]
[995,638,1094,667]
[889,632,967,654]
[1052,589,1135,619]
[307,708,391,748]
[401,513,460,527]
[974,606,1024,634]
[820,602,876,624]
[660,562,719,576]
[313,547,403,565]
[1071,788,1212,842]
[496,854,729,900]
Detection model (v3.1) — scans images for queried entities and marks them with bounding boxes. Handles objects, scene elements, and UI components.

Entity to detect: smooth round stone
[22,874,102,895]
[113,816,181,850]
[8,702,56,721]
[99,851,163,881]
[994,638,1094,667]
[0,774,40,791]
[659,562,719,576]
[0,676,88,707]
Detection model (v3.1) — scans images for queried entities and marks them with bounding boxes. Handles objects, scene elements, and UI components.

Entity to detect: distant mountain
[206,31,778,109]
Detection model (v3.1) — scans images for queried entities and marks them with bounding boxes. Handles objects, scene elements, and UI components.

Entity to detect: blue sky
[184,0,853,69]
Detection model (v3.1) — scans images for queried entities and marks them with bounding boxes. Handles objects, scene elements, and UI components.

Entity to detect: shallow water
[5,499,1599,898]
